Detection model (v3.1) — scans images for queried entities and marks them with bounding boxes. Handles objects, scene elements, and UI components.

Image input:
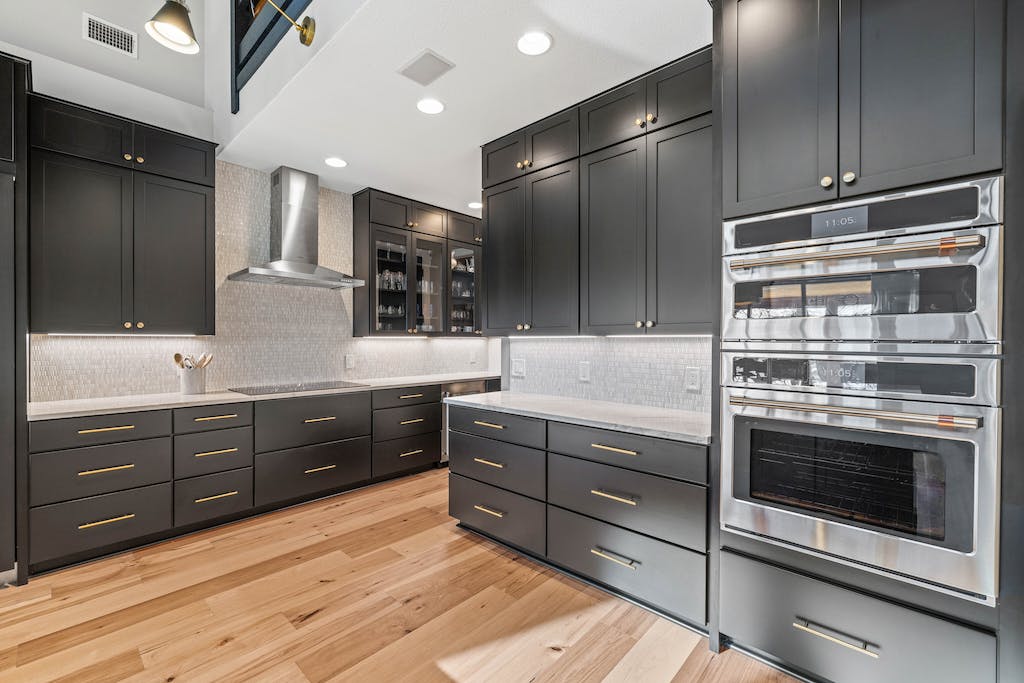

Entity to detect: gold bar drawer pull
[399,393,424,399]
[792,618,880,659]
[304,416,337,424]
[473,504,505,518]
[77,425,134,435]
[590,489,638,506]
[78,513,135,530]
[194,414,238,422]
[590,547,639,570]
[399,449,424,458]
[591,443,639,456]
[400,418,425,425]
[78,463,135,477]
[473,420,505,430]
[304,464,337,474]
[195,491,239,504]
[195,447,239,458]
[473,457,505,469]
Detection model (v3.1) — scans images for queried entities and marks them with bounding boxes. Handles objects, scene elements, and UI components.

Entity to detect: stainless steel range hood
[228,166,364,289]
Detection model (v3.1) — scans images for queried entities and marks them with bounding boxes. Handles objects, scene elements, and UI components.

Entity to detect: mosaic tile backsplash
[30,161,497,402]
[505,336,713,413]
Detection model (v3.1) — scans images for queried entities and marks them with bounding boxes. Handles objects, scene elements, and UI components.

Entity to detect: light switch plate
[511,358,526,378]
[578,361,590,383]
[684,367,701,392]
[344,354,355,370]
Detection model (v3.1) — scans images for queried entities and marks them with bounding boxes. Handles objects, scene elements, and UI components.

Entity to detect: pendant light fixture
[145,0,200,54]
[262,0,316,47]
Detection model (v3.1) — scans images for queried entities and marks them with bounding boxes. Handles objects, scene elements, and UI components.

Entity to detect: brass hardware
[77,424,135,435]
[473,457,505,469]
[123,322,132,329]
[645,320,654,328]
[525,160,532,167]
[136,322,145,329]
[78,513,135,530]
[842,171,857,184]
[516,324,524,331]
[590,443,639,456]
[304,416,337,424]
[474,236,483,243]
[194,414,238,422]
[304,464,337,474]
[516,161,524,169]
[728,234,985,271]
[473,504,505,518]
[590,547,638,570]
[400,418,425,425]
[646,113,655,123]
[194,447,238,458]
[399,393,424,400]
[728,395,981,430]
[590,489,638,506]
[123,153,133,161]
[413,221,419,227]
[406,221,414,227]
[264,0,316,46]
[78,463,135,477]
[820,176,834,188]
[399,449,424,458]
[473,420,506,430]
[136,156,145,164]
[634,118,644,127]
[523,323,532,331]
[792,620,879,659]
[635,321,643,329]
[475,329,483,335]
[194,490,239,504]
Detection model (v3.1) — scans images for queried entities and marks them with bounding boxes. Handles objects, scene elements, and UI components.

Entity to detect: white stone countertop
[28,371,500,422]
[443,392,712,445]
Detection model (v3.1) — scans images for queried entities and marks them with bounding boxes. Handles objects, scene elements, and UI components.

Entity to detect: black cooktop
[228,380,367,396]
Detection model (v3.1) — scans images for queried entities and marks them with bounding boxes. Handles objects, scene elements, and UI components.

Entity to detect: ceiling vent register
[399,49,455,86]
[83,13,139,58]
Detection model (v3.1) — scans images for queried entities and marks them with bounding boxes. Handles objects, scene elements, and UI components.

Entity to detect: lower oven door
[722,387,999,602]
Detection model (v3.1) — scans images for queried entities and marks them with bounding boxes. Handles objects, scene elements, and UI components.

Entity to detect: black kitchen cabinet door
[448,240,481,335]
[526,160,578,335]
[372,225,413,335]
[133,125,216,187]
[0,58,12,164]
[482,178,527,334]
[133,173,215,334]
[579,79,647,155]
[481,131,526,189]
[369,190,412,229]
[836,0,1003,198]
[30,151,132,333]
[580,138,646,335]
[645,49,712,132]
[410,232,446,335]
[646,117,713,334]
[722,0,839,218]
[410,202,446,237]
[525,109,579,174]
[29,95,134,169]
[448,212,482,245]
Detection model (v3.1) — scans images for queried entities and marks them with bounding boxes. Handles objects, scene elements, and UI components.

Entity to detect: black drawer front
[29,483,173,565]
[254,437,372,507]
[448,406,546,449]
[173,427,254,479]
[449,431,546,500]
[372,384,441,410]
[547,422,706,483]
[372,403,441,442]
[547,506,706,624]
[30,410,172,452]
[547,453,706,551]
[720,552,996,683]
[173,403,253,434]
[174,468,253,527]
[255,393,371,453]
[30,437,172,507]
[372,432,440,478]
[449,474,545,556]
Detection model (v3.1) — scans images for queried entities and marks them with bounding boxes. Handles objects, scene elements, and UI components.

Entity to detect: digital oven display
[810,205,869,239]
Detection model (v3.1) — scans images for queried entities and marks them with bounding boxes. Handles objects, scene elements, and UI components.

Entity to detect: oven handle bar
[728,396,981,430]
[728,234,984,271]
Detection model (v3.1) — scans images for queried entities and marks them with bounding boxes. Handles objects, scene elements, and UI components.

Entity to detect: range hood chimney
[228,166,364,289]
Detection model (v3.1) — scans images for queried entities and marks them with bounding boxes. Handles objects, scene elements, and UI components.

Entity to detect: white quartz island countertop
[444,392,711,445]
[28,372,499,422]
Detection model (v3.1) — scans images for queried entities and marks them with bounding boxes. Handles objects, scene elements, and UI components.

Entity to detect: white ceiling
[217,0,712,216]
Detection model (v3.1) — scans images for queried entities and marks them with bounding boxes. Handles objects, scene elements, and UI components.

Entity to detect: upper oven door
[722,225,1001,342]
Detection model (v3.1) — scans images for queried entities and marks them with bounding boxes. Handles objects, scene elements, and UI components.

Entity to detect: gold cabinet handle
[304,416,337,424]
[646,112,655,123]
[634,320,643,328]
[400,418,425,425]
[194,447,238,458]
[194,490,239,504]
[78,513,135,530]
[515,324,524,331]
[136,322,145,329]
[78,424,135,435]
[591,443,638,456]
[123,153,133,161]
[194,414,238,422]
[820,175,834,188]
[136,156,145,164]
[634,117,644,127]
[123,322,132,329]
[304,464,337,474]
[792,619,879,659]
[842,171,857,184]
[473,504,505,518]
[728,234,984,271]
[78,463,135,477]
[516,161,524,169]
[590,547,638,570]
[645,320,654,328]
[399,393,424,399]
[590,489,638,506]
[473,457,505,469]
[399,449,424,458]
[473,420,505,430]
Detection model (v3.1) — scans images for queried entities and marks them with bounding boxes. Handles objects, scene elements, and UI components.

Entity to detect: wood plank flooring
[0,469,798,682]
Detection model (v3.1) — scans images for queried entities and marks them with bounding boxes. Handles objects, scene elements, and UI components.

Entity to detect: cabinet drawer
[547,506,705,624]
[372,384,441,410]
[30,410,172,452]
[449,431,545,500]
[255,393,371,453]
[173,427,254,479]
[720,552,996,683]
[547,422,706,483]
[173,403,253,434]
[547,453,706,551]
[30,438,172,507]
[448,406,545,449]
[174,468,253,527]
[372,403,441,442]
[449,474,545,556]
[254,437,371,507]
[372,432,440,478]
[29,483,172,565]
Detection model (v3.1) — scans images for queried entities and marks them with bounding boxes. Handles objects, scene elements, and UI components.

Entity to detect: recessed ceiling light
[416,98,445,114]
[324,157,347,168]
[467,201,483,210]
[517,31,552,56]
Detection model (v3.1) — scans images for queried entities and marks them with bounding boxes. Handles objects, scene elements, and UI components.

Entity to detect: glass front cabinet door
[412,233,446,335]
[373,226,411,334]
[448,241,481,335]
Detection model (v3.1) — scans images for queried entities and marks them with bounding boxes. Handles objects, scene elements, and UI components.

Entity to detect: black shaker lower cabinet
[254,437,372,507]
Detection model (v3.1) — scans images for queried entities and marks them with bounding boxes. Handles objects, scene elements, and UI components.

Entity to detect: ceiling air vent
[82,13,138,58]
[399,49,454,87]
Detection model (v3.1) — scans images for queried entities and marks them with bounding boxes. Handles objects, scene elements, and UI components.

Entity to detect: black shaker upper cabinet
[0,58,13,164]
[525,160,579,336]
[645,49,713,134]
[30,96,133,169]
[579,80,647,155]
[481,110,579,188]
[482,178,527,334]
[448,212,482,245]
[133,125,216,187]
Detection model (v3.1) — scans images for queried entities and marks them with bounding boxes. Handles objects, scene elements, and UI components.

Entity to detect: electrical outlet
[578,361,590,383]
[344,354,355,370]
[511,358,526,378]
[684,367,702,392]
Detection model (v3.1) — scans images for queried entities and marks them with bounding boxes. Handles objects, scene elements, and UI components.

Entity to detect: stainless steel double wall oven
[720,177,1003,604]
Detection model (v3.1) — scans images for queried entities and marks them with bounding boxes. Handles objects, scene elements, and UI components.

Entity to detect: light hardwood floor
[0,469,798,682]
